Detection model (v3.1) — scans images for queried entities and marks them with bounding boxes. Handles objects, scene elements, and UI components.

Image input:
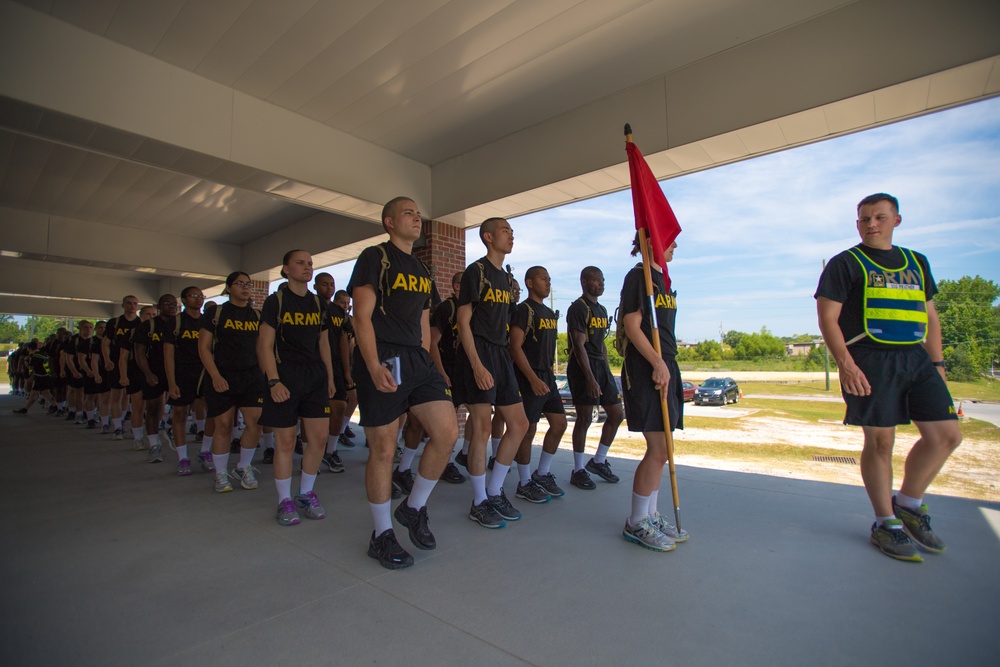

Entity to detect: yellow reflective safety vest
[846,246,927,345]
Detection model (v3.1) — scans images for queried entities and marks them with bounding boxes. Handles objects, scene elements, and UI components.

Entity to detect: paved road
[959,400,1000,428]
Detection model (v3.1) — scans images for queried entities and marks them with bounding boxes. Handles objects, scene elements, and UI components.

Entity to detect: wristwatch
[931,361,946,369]
[267,378,281,387]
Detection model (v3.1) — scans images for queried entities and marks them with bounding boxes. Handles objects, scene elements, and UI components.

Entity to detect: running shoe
[488,488,522,521]
[651,512,689,542]
[276,498,300,526]
[570,468,596,490]
[344,425,356,439]
[294,436,303,455]
[454,451,469,470]
[198,452,215,472]
[214,471,233,493]
[623,516,676,552]
[515,480,551,504]
[189,422,198,435]
[233,465,260,490]
[585,457,620,483]
[112,427,123,440]
[393,502,436,550]
[132,439,146,451]
[261,448,274,464]
[65,411,76,421]
[392,466,415,495]
[531,471,565,497]
[101,423,110,434]
[47,406,58,415]
[293,490,326,520]
[12,408,27,414]
[368,529,413,569]
[870,520,922,562]
[439,462,465,484]
[893,497,946,553]
[86,419,97,429]
[148,444,164,463]
[230,438,241,454]
[195,430,204,442]
[390,480,402,500]
[393,444,402,463]
[487,456,495,470]
[176,458,192,476]
[322,452,345,473]
[469,499,506,529]
[338,433,355,448]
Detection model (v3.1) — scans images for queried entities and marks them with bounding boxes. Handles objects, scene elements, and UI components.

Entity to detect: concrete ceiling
[1,0,999,318]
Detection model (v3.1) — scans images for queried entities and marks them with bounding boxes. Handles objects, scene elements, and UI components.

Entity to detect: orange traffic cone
[957,401,965,418]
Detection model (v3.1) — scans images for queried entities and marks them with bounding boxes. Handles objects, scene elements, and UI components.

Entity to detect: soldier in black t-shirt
[88,321,112,431]
[11,341,56,414]
[63,322,90,424]
[347,196,458,569]
[314,272,350,474]
[429,271,468,481]
[456,218,529,529]
[619,235,688,551]
[72,321,95,425]
[816,193,960,562]
[199,272,265,494]
[104,295,141,441]
[565,267,624,490]
[163,286,209,476]
[258,251,335,528]
[509,267,567,502]
[133,295,178,464]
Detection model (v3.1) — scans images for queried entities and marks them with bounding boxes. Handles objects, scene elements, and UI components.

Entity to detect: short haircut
[382,196,415,232]
[314,272,333,282]
[524,266,546,283]
[122,295,138,304]
[157,294,176,307]
[479,217,505,244]
[452,271,464,285]
[334,290,349,301]
[857,193,899,215]
[180,285,200,299]
[77,320,92,329]
[580,266,602,282]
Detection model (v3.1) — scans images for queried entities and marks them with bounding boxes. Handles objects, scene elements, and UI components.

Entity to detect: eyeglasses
[231,281,253,288]
[184,294,205,300]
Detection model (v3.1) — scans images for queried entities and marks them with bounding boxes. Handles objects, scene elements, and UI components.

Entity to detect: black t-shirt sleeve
[198,306,218,335]
[458,265,481,307]
[566,299,588,334]
[814,251,856,303]
[620,268,644,316]
[511,302,530,332]
[260,294,280,329]
[347,247,381,295]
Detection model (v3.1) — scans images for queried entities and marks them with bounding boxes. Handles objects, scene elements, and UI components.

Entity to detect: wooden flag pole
[625,124,681,531]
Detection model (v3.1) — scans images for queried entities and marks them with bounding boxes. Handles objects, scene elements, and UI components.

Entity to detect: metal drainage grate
[812,455,857,465]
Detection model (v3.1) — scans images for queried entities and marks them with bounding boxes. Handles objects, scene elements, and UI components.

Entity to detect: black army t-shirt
[199,302,260,371]
[347,242,433,348]
[512,299,559,371]
[620,264,678,358]
[162,312,203,367]
[459,257,513,346]
[566,296,609,359]
[260,287,328,365]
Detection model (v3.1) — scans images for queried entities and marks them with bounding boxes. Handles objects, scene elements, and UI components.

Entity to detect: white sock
[326,435,337,454]
[407,473,437,510]
[895,492,922,510]
[148,432,160,447]
[471,474,488,505]
[203,435,213,452]
[238,447,255,469]
[399,446,417,472]
[132,427,143,440]
[262,432,274,449]
[518,462,532,485]
[461,438,471,455]
[196,419,205,432]
[487,462,510,497]
[274,477,292,502]
[338,420,348,435]
[370,501,392,535]
[214,452,229,473]
[176,445,188,461]
[490,437,501,458]
[877,515,899,528]
[299,472,317,495]
[594,443,611,464]
[112,417,122,430]
[630,493,650,527]
[537,451,554,475]
[648,490,659,517]
[573,451,586,471]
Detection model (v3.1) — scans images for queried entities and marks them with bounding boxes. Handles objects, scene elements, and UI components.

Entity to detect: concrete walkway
[1,394,998,667]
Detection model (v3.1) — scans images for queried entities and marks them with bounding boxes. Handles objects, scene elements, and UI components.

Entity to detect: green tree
[694,339,723,361]
[722,329,744,348]
[733,327,786,360]
[21,315,70,342]
[934,276,1000,377]
[0,314,20,343]
[801,344,836,371]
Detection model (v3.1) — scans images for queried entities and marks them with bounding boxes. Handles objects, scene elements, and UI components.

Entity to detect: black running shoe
[488,488,522,521]
[469,499,506,529]
[338,433,355,448]
[516,480,551,504]
[393,502,436,550]
[261,448,274,464]
[344,425,356,439]
[487,456,495,470]
[294,436,303,455]
[570,468,596,490]
[86,419,97,429]
[392,466,415,495]
[13,408,27,414]
[322,452,345,473]
[368,529,414,569]
[439,462,465,484]
[585,457,620,483]
[454,451,469,470]
[531,471,565,497]
[230,438,241,454]
[65,411,76,421]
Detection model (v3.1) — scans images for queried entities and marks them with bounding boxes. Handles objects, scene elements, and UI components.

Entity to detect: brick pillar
[414,218,466,299]
[245,274,271,311]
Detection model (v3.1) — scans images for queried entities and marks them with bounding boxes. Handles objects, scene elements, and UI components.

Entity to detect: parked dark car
[682,381,696,402]
[694,377,740,406]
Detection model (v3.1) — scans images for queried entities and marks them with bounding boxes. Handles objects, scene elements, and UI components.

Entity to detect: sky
[308,96,1000,344]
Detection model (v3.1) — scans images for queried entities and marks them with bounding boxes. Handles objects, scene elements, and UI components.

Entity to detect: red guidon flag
[626,141,681,289]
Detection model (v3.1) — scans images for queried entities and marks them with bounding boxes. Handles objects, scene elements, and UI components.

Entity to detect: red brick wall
[248,280,270,310]
[415,219,466,299]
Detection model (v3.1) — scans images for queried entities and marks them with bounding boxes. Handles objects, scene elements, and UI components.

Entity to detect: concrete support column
[414,219,465,300]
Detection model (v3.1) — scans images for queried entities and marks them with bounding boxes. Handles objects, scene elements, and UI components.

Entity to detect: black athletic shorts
[67,375,86,390]
[622,353,683,433]
[567,355,621,408]
[331,362,347,402]
[111,361,143,393]
[258,363,330,428]
[202,367,265,418]
[167,364,203,407]
[843,345,957,427]
[515,368,564,423]
[32,376,54,392]
[354,345,451,428]
[141,369,168,400]
[454,339,522,408]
